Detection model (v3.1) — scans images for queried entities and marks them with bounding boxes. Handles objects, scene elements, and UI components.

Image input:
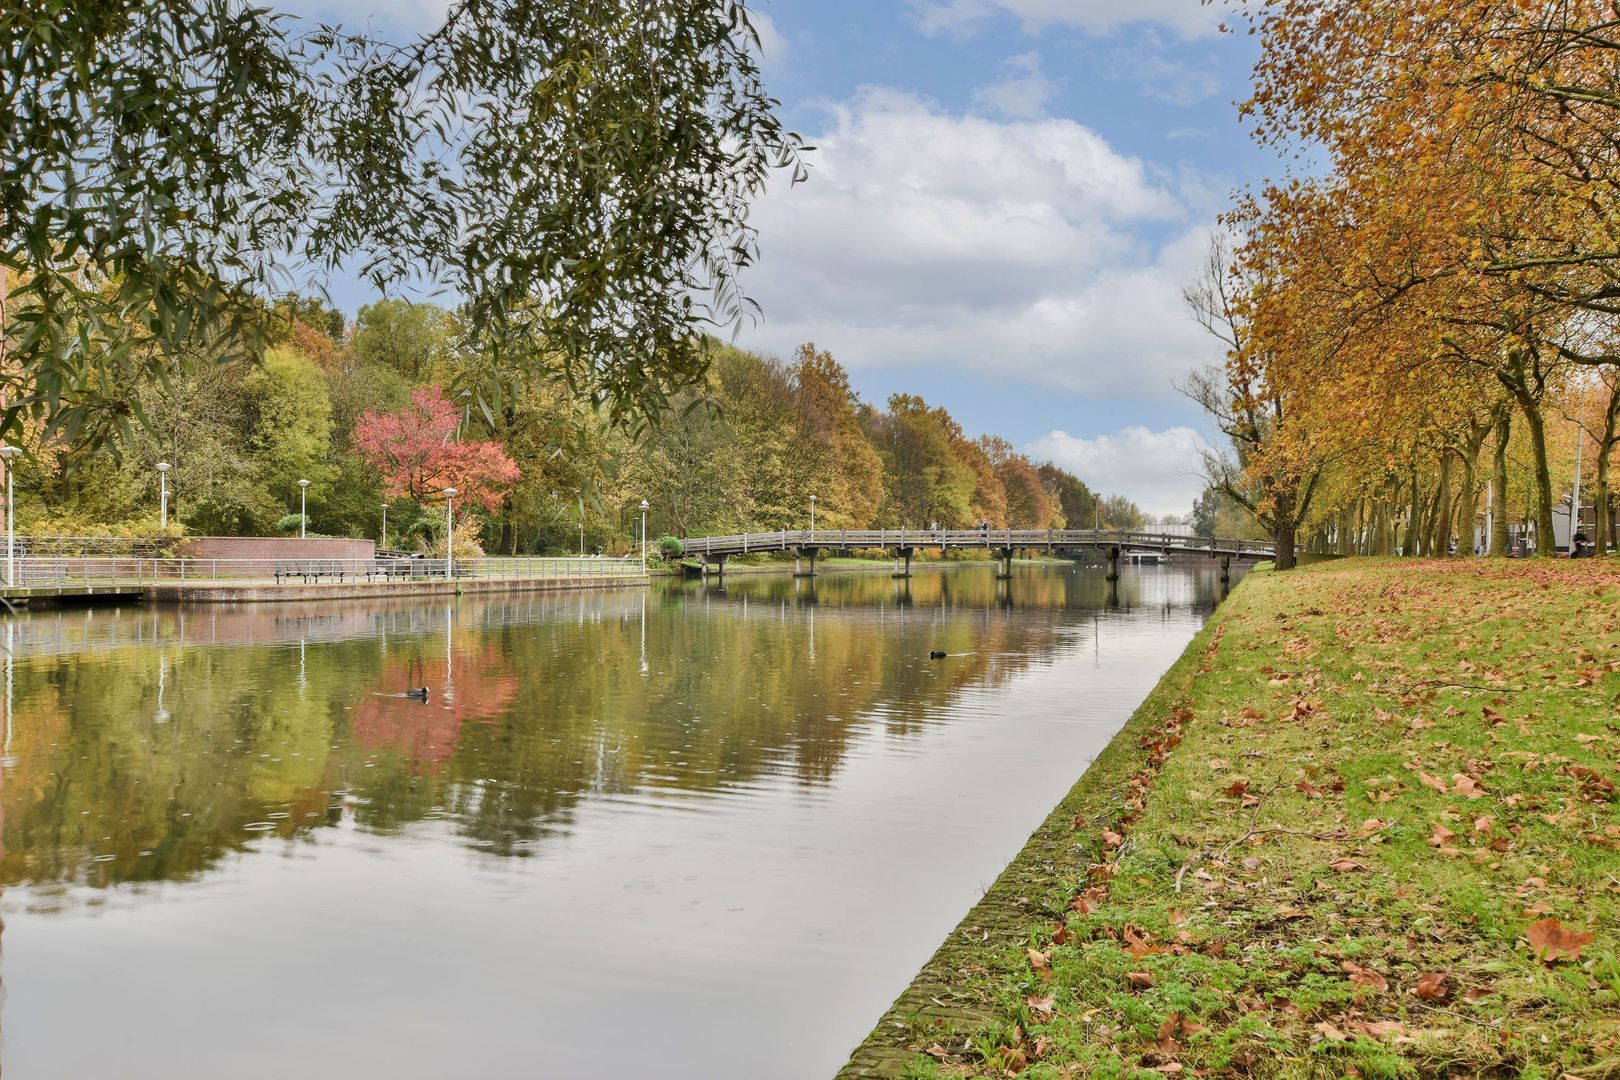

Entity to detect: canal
[0,563,1231,1078]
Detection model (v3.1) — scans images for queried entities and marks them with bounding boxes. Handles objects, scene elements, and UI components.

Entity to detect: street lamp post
[297,479,310,538]
[380,502,389,549]
[809,494,817,539]
[639,498,650,571]
[157,462,171,529]
[443,487,458,581]
[0,446,19,587]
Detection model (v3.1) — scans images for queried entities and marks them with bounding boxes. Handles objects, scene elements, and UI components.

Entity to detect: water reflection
[0,564,1232,1079]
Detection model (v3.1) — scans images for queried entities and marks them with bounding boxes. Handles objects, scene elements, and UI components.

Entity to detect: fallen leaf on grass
[1329,858,1368,873]
[1526,918,1594,962]
[1124,925,1161,958]
[1025,993,1055,1016]
[1126,971,1155,988]
[1341,961,1388,991]
[1413,972,1451,1001]
[1156,1012,1206,1053]
[1027,948,1050,975]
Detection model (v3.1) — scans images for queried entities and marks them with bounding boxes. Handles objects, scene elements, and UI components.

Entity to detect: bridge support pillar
[892,547,913,579]
[996,547,1014,580]
[1106,545,1120,582]
[794,547,818,578]
[704,553,728,580]
[1219,555,1231,585]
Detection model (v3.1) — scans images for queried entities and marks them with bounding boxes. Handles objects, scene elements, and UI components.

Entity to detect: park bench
[274,560,349,584]
[366,559,415,581]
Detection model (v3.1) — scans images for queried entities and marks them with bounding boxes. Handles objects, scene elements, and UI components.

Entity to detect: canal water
[0,564,1229,1078]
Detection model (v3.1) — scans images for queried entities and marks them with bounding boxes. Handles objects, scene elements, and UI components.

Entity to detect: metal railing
[676,528,1274,559]
[11,535,176,558]
[0,555,647,588]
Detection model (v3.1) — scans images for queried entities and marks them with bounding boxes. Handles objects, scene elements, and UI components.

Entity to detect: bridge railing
[677,529,1274,557]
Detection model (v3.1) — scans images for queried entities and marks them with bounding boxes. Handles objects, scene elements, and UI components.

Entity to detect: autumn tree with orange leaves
[1193,0,1620,559]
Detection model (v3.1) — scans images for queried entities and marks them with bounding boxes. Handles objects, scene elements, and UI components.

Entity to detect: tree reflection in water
[0,565,1228,896]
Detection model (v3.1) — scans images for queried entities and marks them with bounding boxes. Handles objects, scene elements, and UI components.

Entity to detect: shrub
[656,535,684,558]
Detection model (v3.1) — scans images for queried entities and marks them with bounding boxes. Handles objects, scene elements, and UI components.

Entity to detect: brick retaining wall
[179,536,376,561]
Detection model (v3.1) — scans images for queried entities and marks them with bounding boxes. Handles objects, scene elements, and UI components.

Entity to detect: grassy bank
[838,558,1620,1079]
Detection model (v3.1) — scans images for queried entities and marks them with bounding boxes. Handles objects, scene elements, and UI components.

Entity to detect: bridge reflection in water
[0,564,1233,1080]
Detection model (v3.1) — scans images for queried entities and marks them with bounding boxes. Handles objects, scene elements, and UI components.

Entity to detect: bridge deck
[679,528,1272,560]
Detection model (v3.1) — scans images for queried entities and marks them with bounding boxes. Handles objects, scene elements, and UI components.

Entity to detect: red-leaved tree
[354,387,520,512]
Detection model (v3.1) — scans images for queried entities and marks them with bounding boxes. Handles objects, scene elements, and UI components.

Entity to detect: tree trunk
[1407,466,1423,556]
[1459,455,1477,554]
[1597,382,1620,555]
[499,495,517,555]
[1274,518,1298,570]
[1431,454,1453,557]
[1519,399,1558,556]
[1491,409,1510,556]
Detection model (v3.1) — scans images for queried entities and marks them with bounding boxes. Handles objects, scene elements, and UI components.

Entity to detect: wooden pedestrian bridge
[678,528,1274,580]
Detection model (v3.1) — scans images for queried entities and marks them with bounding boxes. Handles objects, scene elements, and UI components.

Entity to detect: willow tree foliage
[1,0,808,446]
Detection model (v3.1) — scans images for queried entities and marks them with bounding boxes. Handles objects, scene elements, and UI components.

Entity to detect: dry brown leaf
[1341,961,1388,992]
[1526,918,1594,962]
[1412,971,1451,1001]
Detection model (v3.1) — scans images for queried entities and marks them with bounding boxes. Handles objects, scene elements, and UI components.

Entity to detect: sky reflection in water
[0,564,1231,1079]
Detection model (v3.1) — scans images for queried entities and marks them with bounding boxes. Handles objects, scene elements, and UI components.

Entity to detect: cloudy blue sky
[284,0,1271,515]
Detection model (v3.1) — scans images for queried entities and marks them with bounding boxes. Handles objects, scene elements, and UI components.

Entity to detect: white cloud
[912,0,1221,39]
[972,51,1058,119]
[740,89,1222,399]
[1026,426,1212,516]
[278,0,452,34]
[748,10,789,62]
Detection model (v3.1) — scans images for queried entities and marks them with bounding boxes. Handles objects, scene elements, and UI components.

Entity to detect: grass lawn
[842,558,1620,1079]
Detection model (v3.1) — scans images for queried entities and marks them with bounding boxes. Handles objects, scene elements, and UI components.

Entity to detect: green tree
[788,345,885,530]
[349,301,454,384]
[1035,463,1098,529]
[242,348,336,518]
[866,395,978,527]
[2,0,807,445]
